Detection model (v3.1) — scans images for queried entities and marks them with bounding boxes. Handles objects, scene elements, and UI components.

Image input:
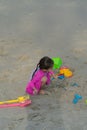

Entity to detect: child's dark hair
[32,56,54,79]
[39,56,54,69]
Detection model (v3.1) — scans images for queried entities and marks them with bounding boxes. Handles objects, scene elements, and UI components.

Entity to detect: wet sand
[0,0,87,130]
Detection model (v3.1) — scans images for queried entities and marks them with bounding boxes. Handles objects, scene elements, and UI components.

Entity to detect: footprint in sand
[28,113,46,122]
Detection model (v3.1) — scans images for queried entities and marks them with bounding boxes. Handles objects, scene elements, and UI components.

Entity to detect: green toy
[85,100,87,104]
[52,57,62,69]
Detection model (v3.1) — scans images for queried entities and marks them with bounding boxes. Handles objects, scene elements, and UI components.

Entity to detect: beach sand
[0,0,87,130]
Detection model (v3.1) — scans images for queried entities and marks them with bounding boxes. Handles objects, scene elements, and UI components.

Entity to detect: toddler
[26,56,57,95]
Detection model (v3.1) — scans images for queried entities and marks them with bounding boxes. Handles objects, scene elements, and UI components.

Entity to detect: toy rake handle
[0,95,30,105]
[0,99,18,104]
[0,100,31,108]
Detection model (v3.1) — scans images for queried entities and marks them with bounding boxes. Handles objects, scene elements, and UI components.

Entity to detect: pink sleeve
[49,70,54,76]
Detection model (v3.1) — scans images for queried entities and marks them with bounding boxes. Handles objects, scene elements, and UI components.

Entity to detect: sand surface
[0,0,87,130]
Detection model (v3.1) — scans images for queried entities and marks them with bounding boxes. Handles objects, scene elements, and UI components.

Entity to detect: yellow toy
[0,95,30,105]
[85,100,87,104]
[59,66,73,78]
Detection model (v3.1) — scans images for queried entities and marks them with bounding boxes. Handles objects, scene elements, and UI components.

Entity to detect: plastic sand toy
[0,100,31,108]
[52,57,62,69]
[0,95,30,105]
[73,94,82,104]
[59,66,73,78]
[85,100,87,104]
[51,74,65,80]
[70,83,79,87]
[58,74,65,79]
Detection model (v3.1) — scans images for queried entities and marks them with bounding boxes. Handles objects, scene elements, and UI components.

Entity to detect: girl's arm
[52,73,58,79]
[49,70,58,79]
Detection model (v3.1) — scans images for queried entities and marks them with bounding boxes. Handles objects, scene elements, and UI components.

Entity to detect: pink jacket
[26,69,54,95]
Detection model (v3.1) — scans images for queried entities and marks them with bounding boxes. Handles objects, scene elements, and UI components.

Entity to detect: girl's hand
[54,75,58,79]
[33,87,38,95]
[52,74,58,79]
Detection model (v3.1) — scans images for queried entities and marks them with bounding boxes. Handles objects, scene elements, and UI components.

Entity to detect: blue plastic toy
[73,98,78,104]
[71,83,79,87]
[52,74,65,80]
[58,75,65,79]
[73,94,82,104]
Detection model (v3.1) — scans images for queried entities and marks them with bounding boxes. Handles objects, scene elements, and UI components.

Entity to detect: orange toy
[59,66,73,78]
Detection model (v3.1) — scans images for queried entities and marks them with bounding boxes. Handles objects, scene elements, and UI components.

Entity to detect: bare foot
[39,90,51,95]
[39,90,45,95]
[45,91,51,95]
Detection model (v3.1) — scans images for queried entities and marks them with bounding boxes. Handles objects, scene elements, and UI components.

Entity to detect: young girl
[26,56,57,95]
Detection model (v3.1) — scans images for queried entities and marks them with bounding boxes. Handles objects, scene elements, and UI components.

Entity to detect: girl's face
[48,68,53,72]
